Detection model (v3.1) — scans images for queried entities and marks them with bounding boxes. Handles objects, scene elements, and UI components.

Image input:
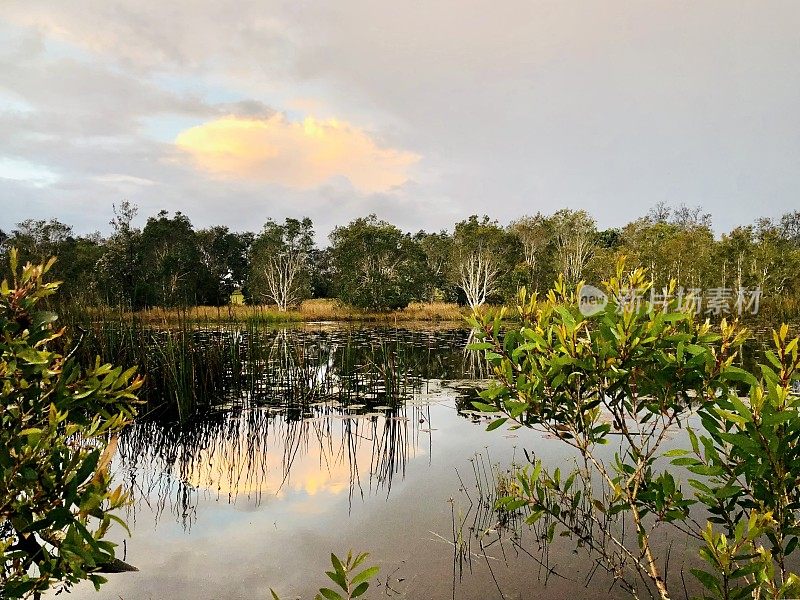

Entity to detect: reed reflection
[112,325,476,529]
[118,395,440,529]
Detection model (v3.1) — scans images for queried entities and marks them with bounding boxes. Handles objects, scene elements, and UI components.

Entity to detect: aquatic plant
[54,311,469,420]
[270,551,379,600]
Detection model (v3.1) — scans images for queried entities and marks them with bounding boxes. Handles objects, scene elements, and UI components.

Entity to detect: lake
[55,323,708,600]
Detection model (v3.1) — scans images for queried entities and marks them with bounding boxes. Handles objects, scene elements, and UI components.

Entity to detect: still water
[58,325,696,600]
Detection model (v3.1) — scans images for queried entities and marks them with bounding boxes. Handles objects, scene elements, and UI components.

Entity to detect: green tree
[138,210,201,306]
[330,215,427,310]
[196,226,252,305]
[752,217,796,296]
[308,247,335,299]
[414,230,454,302]
[549,209,597,286]
[4,220,74,267]
[96,201,143,308]
[780,210,800,245]
[619,205,715,291]
[450,215,518,308]
[249,218,314,310]
[3,220,104,303]
[718,225,756,291]
[509,214,552,292]
[0,250,141,598]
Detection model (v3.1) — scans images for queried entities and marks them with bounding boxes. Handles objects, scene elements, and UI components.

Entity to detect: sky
[0,1,798,241]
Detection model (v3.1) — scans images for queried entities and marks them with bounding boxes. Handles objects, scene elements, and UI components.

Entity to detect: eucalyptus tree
[509,213,551,291]
[97,201,143,307]
[661,220,715,290]
[620,206,715,290]
[195,226,252,305]
[670,204,712,229]
[550,209,597,286]
[138,210,201,306]
[414,229,454,301]
[249,218,314,310]
[583,227,624,284]
[4,219,104,302]
[308,247,335,299]
[450,215,517,308]
[5,219,74,265]
[330,215,427,310]
[57,233,105,303]
[751,217,795,296]
[619,217,676,287]
[717,225,756,291]
[780,210,800,245]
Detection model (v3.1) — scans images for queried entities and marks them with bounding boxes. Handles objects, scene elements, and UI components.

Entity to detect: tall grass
[82,299,467,325]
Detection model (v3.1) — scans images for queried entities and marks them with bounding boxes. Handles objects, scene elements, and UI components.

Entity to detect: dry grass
[93,299,470,325]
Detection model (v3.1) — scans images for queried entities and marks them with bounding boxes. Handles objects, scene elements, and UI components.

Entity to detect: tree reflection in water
[112,326,477,530]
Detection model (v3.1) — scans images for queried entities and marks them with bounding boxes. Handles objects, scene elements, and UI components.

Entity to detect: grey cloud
[1,1,800,238]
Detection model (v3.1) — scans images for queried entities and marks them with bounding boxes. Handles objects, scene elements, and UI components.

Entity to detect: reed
[55,305,471,420]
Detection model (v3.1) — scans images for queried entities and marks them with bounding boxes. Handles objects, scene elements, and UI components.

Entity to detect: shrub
[0,250,142,598]
[469,259,800,600]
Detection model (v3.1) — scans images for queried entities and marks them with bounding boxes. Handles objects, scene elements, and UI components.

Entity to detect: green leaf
[663,449,689,457]
[721,367,758,387]
[691,569,721,593]
[325,570,347,592]
[671,457,701,466]
[350,566,379,588]
[786,536,799,556]
[486,418,507,431]
[318,588,344,600]
[466,342,493,351]
[72,449,101,487]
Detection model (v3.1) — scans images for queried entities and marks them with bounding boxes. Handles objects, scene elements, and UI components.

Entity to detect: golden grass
[96,299,470,325]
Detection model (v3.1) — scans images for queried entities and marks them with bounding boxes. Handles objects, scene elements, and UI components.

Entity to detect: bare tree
[250,218,314,311]
[258,247,308,310]
[456,247,499,308]
[450,215,511,309]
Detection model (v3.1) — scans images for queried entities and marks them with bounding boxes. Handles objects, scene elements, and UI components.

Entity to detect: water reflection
[118,391,446,529]
[111,325,488,529]
[148,325,476,414]
[64,324,782,599]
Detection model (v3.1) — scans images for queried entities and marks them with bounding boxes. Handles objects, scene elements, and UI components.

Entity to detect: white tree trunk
[457,249,499,309]
[261,250,305,311]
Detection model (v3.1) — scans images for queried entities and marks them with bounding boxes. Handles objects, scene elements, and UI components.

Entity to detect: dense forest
[2,201,799,316]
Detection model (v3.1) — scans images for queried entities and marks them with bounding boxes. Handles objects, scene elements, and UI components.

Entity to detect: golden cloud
[175,115,419,193]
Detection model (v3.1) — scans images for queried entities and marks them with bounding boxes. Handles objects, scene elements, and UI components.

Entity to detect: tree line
[1,201,799,314]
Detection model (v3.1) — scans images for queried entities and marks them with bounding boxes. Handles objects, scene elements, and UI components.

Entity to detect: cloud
[3,1,800,237]
[175,114,419,193]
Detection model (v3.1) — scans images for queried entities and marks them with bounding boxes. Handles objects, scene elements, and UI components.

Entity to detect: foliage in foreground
[0,250,142,599]
[271,551,379,600]
[469,260,800,600]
